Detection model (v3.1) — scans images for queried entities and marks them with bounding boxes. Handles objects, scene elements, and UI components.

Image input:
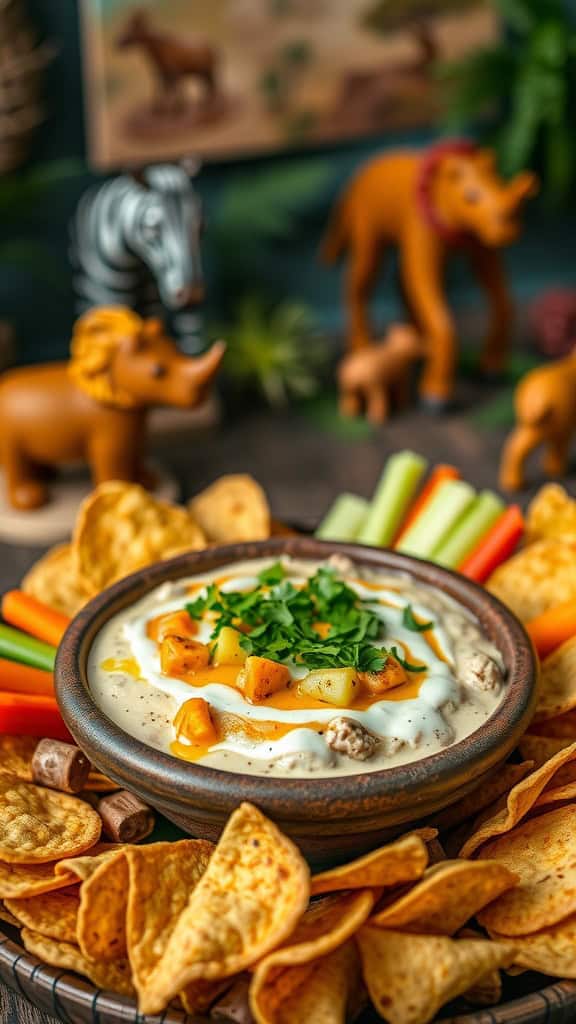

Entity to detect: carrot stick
[0,657,54,696]
[393,465,460,546]
[2,591,71,648]
[459,505,524,584]
[0,692,72,742]
[527,601,576,659]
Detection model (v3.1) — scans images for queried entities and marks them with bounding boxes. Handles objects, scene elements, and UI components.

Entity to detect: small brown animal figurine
[0,307,225,511]
[323,140,537,408]
[500,351,576,492]
[117,9,217,113]
[338,324,424,424]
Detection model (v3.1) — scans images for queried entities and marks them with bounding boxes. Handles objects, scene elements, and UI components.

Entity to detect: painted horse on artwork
[70,161,205,351]
[323,140,537,407]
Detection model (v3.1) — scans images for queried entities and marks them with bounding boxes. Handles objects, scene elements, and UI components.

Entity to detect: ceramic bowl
[56,537,537,867]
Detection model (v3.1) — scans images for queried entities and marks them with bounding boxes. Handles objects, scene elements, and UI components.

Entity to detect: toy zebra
[70,162,205,352]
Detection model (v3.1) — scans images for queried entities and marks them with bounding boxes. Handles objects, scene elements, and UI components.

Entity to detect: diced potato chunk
[298,667,358,707]
[236,656,291,703]
[173,698,217,746]
[358,656,408,695]
[160,635,210,676]
[213,626,247,667]
[150,610,198,643]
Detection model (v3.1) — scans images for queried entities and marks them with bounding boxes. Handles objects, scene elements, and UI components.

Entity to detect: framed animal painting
[80,0,498,169]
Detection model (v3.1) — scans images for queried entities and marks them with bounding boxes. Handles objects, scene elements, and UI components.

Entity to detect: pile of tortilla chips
[21,474,273,615]
[3,732,576,1024]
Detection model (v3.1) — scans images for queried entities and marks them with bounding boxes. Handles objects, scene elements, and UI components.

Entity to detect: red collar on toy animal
[416,138,478,245]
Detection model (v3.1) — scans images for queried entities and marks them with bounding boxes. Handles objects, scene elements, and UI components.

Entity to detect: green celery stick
[433,491,505,569]
[396,480,476,560]
[358,451,427,547]
[316,493,369,541]
[0,623,56,672]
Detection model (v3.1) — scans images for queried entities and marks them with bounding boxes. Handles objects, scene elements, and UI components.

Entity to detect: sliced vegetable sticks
[358,451,427,547]
[1,591,70,648]
[396,480,475,560]
[0,692,72,741]
[0,657,54,697]
[0,623,56,673]
[394,464,460,545]
[526,601,576,658]
[433,491,504,569]
[316,494,369,542]
[459,505,524,584]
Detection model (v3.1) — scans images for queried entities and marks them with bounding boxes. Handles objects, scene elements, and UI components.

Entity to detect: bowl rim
[55,537,537,821]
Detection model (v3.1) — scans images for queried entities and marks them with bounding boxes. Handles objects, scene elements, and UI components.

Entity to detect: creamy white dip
[87,556,504,778]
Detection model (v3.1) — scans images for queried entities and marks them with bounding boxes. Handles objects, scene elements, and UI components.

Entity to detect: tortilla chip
[189,474,271,544]
[477,805,576,935]
[0,777,101,863]
[125,839,214,1000]
[487,538,576,621]
[518,733,573,767]
[356,926,515,1024]
[180,977,232,1015]
[433,762,534,832]
[5,886,79,943]
[77,849,128,961]
[0,901,19,927]
[251,941,361,1024]
[459,741,576,857]
[74,482,206,596]
[22,543,89,616]
[311,833,428,896]
[54,844,124,883]
[0,736,38,780]
[251,890,374,1023]
[490,913,576,978]
[458,928,503,1007]
[534,638,576,722]
[526,484,576,544]
[370,860,517,934]
[534,781,576,808]
[529,709,576,739]
[0,844,120,899]
[21,927,135,996]
[140,803,310,1016]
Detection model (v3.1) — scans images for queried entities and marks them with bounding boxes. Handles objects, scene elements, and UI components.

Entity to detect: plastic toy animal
[117,9,217,112]
[338,324,424,424]
[70,162,205,352]
[0,307,225,511]
[323,140,537,407]
[500,351,576,491]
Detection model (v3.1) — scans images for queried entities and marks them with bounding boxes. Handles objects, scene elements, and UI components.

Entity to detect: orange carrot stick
[0,656,54,696]
[0,692,72,742]
[459,505,524,584]
[1,590,71,647]
[527,601,576,659]
[393,465,460,546]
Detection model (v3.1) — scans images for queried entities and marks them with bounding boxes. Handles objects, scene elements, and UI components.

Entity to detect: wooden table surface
[0,398,571,1022]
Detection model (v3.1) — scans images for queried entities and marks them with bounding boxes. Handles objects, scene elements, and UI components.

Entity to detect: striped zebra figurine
[70,162,205,352]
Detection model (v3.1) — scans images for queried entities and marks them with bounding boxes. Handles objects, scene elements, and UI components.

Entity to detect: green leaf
[389,646,427,674]
[402,605,433,633]
[258,562,286,586]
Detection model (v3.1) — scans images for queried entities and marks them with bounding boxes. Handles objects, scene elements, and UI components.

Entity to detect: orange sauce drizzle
[100,657,142,679]
[170,710,327,763]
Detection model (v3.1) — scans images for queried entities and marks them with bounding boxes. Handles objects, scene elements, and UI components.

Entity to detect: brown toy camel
[0,307,225,511]
[500,353,576,491]
[117,9,217,112]
[323,140,537,406]
[338,324,424,424]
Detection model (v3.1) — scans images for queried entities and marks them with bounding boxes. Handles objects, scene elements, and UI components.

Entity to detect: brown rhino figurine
[338,324,424,423]
[0,307,225,510]
[500,350,576,491]
[323,140,537,406]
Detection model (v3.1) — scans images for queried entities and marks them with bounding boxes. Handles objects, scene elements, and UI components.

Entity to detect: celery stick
[433,491,504,569]
[316,494,369,541]
[0,623,56,672]
[396,480,475,560]
[358,451,427,547]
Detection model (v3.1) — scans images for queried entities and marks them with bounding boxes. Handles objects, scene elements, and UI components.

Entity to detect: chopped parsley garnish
[185,563,394,672]
[389,645,427,673]
[402,604,433,633]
